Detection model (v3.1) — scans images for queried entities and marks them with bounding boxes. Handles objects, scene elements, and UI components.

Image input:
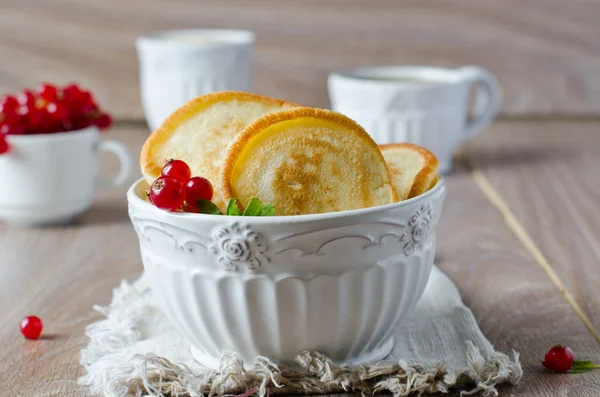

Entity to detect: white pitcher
[328,66,500,173]
[136,29,255,132]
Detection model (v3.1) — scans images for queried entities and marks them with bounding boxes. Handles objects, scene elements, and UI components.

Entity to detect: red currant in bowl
[37,83,58,102]
[17,90,36,107]
[185,176,214,211]
[0,123,26,135]
[0,95,19,110]
[45,101,70,127]
[149,176,185,211]
[62,83,83,104]
[161,159,192,183]
[91,113,113,130]
[19,105,39,128]
[0,83,113,142]
[0,134,10,154]
[0,96,19,125]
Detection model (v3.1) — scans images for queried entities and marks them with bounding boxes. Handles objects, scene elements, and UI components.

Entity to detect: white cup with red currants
[0,83,133,226]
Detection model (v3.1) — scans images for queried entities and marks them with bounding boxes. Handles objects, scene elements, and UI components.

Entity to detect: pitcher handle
[96,140,133,190]
[458,66,501,139]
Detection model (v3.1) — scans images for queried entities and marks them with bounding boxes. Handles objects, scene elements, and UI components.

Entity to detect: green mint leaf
[568,368,596,373]
[571,360,600,371]
[226,198,240,216]
[242,197,262,216]
[196,199,222,215]
[260,204,276,216]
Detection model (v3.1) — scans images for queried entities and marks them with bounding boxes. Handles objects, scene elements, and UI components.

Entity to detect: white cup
[136,29,255,132]
[328,66,500,173]
[0,127,132,226]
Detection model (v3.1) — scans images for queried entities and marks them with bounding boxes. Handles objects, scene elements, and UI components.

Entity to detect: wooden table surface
[1,120,599,396]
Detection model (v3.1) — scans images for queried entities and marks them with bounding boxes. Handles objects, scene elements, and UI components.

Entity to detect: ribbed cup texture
[143,244,433,365]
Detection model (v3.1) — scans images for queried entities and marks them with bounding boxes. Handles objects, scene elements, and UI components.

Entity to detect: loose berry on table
[543,345,574,373]
[20,316,43,340]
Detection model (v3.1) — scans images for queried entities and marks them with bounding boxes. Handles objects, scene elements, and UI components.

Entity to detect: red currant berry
[17,90,36,107]
[37,83,58,102]
[161,159,191,183]
[0,95,19,110]
[0,103,19,125]
[20,316,43,340]
[0,122,26,135]
[79,91,97,108]
[185,177,214,210]
[19,106,43,132]
[543,345,574,373]
[46,101,69,124]
[149,176,185,211]
[91,113,113,130]
[36,108,60,134]
[0,134,10,154]
[62,83,82,104]
[72,103,98,119]
[71,115,91,130]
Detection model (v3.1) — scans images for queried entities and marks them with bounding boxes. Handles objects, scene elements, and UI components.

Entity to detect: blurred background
[1,0,599,121]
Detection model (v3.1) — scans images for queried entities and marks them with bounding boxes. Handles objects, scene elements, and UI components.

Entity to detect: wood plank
[1,0,600,119]
[437,162,600,396]
[467,121,600,343]
[1,123,600,395]
[0,127,146,396]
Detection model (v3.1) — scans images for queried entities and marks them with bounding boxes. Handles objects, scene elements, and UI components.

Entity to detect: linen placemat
[79,266,522,396]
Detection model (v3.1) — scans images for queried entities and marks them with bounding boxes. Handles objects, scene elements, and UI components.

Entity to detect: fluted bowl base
[190,337,395,369]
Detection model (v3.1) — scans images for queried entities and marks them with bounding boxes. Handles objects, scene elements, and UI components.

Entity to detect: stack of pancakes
[141,91,439,216]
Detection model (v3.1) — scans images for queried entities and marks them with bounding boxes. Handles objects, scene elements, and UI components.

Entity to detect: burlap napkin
[79,266,522,396]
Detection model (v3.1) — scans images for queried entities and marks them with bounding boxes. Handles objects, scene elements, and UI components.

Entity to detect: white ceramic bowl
[127,178,446,367]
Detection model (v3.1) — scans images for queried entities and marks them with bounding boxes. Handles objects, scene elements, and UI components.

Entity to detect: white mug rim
[329,66,467,86]
[5,126,99,145]
[136,29,255,49]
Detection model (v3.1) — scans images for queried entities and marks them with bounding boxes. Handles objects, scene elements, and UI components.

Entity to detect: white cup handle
[96,140,133,190]
[458,66,501,139]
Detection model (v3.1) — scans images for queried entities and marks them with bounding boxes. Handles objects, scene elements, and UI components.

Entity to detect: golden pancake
[221,107,397,215]
[140,91,300,210]
[379,143,439,200]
